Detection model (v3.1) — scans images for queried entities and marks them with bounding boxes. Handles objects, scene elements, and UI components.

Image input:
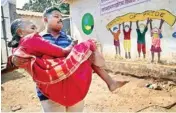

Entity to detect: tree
[22,0,70,14]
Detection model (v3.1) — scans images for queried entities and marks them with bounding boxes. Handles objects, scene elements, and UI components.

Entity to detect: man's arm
[1,55,28,74]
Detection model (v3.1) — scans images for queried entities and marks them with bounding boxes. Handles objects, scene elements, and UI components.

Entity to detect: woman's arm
[24,34,72,57]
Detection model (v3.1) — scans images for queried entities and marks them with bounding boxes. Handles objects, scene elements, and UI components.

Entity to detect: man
[11,7,84,112]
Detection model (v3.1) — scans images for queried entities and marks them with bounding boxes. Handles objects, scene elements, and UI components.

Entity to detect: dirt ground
[1,69,176,112]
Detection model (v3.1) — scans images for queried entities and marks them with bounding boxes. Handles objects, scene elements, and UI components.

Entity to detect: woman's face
[19,21,37,37]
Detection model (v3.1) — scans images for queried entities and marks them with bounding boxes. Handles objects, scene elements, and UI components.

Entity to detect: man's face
[46,10,63,31]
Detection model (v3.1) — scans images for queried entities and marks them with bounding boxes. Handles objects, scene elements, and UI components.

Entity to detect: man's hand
[12,56,31,67]
[72,40,78,46]
[64,45,74,56]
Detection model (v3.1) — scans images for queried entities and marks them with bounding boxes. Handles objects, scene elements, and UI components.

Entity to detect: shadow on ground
[1,69,26,84]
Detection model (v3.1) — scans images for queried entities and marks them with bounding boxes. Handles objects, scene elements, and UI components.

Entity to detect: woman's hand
[12,56,31,66]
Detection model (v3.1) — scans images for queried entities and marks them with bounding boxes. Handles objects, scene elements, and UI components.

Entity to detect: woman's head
[8,19,37,48]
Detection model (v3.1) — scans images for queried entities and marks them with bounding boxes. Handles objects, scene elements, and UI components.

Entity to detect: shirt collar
[40,30,66,38]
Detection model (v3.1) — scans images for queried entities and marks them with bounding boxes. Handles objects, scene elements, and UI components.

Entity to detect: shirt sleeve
[24,34,65,57]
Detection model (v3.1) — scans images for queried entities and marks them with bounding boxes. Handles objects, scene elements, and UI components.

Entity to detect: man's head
[43,7,63,32]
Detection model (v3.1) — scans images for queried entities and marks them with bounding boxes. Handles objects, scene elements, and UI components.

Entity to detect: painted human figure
[136,19,150,59]
[149,19,164,63]
[172,26,176,38]
[123,22,132,59]
[109,24,121,56]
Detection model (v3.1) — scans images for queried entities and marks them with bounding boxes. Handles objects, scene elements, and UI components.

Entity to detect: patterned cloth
[12,33,95,106]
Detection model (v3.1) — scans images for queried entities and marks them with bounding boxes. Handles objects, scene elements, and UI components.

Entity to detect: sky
[16,0,29,8]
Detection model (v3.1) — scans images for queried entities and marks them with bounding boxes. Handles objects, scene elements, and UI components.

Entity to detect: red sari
[13,33,95,106]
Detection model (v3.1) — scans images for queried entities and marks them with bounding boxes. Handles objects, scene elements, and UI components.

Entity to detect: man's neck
[46,28,60,39]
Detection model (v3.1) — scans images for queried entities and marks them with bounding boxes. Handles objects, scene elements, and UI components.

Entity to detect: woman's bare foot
[109,80,129,92]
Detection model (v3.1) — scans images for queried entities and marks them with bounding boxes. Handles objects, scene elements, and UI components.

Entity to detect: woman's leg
[66,100,84,112]
[92,65,129,92]
[40,99,66,112]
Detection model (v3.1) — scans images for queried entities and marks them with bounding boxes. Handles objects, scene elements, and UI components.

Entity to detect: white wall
[70,0,176,60]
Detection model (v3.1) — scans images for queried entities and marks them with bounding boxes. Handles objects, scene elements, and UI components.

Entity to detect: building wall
[1,2,14,64]
[70,0,176,61]
[17,15,45,32]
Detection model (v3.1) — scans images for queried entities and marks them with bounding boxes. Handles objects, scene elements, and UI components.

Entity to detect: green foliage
[22,0,69,14]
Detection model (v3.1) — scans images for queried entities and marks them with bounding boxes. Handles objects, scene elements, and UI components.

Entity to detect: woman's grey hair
[8,19,26,48]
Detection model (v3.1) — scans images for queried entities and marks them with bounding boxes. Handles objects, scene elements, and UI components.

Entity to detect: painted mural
[109,24,121,56]
[122,22,132,59]
[107,9,176,62]
[106,9,176,29]
[82,13,94,35]
[100,0,150,15]
[173,26,176,38]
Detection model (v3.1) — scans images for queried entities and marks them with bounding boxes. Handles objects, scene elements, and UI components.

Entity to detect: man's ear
[44,17,48,23]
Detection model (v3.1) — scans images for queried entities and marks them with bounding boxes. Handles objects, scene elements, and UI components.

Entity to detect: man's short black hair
[43,6,61,17]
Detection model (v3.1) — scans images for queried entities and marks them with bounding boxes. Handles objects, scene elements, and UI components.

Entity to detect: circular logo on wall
[82,13,94,35]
